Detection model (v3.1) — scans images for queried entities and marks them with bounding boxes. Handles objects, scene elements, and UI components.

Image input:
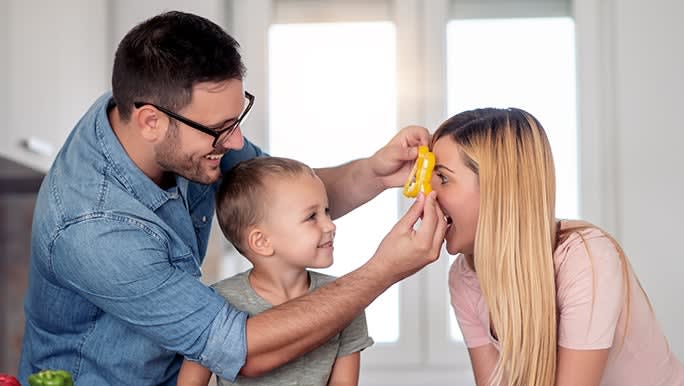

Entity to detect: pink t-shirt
[449,227,684,386]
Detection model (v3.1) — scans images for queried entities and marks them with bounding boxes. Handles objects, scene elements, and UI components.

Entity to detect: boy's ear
[246,227,274,257]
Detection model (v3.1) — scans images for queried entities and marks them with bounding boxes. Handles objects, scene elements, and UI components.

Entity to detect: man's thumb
[395,193,425,231]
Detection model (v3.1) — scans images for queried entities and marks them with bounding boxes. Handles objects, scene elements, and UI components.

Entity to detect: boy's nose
[322,218,336,233]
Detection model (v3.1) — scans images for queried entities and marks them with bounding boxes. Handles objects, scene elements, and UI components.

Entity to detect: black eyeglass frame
[134,91,255,148]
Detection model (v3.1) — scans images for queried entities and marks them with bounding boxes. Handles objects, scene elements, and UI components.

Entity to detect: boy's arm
[327,352,360,386]
[178,359,213,386]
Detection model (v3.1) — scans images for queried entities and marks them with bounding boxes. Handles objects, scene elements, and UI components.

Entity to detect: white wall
[612,0,684,359]
[106,0,226,63]
[1,1,8,140]
[1,0,108,172]
[0,0,225,173]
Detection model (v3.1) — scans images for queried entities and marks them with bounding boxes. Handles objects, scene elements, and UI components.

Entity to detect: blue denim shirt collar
[94,92,187,211]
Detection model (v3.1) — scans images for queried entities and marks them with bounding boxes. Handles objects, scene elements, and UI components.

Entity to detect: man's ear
[246,227,275,257]
[134,105,167,143]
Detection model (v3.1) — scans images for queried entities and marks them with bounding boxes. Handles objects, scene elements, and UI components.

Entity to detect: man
[19,11,446,385]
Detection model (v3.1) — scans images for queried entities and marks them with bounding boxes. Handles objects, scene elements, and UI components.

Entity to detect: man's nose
[215,127,244,151]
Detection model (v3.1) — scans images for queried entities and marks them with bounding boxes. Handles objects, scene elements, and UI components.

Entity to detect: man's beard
[155,126,217,185]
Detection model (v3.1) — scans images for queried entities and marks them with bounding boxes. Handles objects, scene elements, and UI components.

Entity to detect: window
[227,0,577,383]
[269,21,400,343]
[446,16,578,340]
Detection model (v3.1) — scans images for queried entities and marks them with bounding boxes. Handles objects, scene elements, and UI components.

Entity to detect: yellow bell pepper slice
[403,145,435,198]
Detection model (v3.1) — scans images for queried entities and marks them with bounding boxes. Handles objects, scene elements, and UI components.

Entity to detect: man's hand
[370,191,447,284]
[369,125,431,189]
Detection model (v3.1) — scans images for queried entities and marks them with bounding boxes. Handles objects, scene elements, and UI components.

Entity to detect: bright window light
[269,22,399,342]
[446,17,578,341]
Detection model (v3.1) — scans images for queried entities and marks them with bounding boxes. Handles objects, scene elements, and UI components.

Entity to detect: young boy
[178,157,374,386]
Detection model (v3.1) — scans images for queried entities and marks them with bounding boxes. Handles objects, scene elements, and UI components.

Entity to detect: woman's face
[431,136,480,256]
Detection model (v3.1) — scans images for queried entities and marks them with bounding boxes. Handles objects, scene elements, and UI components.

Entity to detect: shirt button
[201,216,207,223]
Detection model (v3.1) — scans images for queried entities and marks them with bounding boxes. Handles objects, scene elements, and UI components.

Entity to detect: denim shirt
[19,92,264,385]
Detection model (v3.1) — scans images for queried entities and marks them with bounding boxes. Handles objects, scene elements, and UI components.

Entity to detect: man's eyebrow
[435,164,454,173]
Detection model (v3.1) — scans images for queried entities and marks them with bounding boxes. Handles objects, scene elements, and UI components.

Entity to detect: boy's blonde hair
[216,156,315,254]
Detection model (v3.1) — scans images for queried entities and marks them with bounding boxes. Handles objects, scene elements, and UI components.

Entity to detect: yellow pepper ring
[403,145,435,198]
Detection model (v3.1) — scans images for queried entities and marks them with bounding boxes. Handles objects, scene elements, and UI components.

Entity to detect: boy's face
[260,172,336,270]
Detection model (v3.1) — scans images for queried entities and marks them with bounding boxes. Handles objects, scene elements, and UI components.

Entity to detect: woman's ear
[246,227,274,257]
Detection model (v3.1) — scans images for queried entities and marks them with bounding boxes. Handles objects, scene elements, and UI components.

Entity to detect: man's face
[155,79,247,184]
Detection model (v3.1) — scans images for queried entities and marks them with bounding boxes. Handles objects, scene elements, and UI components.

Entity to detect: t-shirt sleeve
[308,272,374,358]
[449,257,491,348]
[337,310,375,357]
[556,230,625,350]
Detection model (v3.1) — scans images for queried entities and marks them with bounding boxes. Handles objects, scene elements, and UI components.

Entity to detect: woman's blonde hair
[433,108,639,386]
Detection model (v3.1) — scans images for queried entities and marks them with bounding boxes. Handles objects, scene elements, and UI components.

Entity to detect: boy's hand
[177,360,212,386]
[371,191,447,283]
[369,125,431,189]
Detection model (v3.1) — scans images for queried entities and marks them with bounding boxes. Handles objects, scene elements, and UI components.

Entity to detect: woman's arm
[327,352,360,386]
[555,347,609,386]
[467,344,499,386]
[177,359,213,386]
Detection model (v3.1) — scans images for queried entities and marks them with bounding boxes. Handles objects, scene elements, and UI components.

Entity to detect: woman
[432,108,684,385]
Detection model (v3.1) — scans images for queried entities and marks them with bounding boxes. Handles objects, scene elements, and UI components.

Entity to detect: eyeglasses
[134,91,255,148]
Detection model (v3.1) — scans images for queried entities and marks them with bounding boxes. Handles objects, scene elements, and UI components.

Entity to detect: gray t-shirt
[212,270,374,386]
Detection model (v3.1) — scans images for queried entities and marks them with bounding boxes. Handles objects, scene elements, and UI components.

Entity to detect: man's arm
[240,191,447,376]
[316,125,430,219]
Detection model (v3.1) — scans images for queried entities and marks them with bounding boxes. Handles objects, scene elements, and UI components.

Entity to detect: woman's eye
[436,172,448,183]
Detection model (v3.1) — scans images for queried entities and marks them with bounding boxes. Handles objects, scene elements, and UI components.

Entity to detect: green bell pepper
[27,370,73,386]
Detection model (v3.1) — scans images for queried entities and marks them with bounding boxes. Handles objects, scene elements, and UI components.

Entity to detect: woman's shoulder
[554,220,622,278]
[449,254,481,294]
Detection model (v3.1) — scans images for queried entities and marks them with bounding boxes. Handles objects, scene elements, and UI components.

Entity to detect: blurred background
[1,0,682,385]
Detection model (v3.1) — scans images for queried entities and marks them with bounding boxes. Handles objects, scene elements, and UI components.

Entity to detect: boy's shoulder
[308,270,337,289]
[211,270,251,295]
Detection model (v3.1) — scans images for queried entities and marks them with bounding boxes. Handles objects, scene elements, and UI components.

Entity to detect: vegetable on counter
[0,373,21,386]
[28,370,73,386]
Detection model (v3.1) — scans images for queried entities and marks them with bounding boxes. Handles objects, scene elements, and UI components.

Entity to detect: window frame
[224,0,611,384]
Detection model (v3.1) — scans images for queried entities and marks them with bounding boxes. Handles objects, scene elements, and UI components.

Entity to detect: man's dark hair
[112,11,246,121]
